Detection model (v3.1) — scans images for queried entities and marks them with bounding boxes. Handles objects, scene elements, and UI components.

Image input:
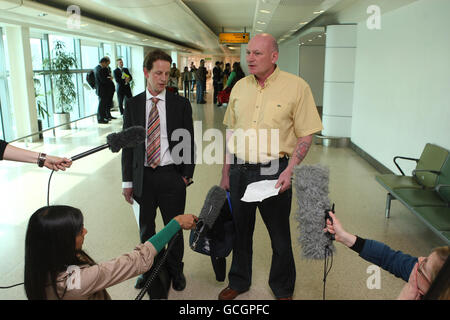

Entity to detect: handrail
[7,113,98,144]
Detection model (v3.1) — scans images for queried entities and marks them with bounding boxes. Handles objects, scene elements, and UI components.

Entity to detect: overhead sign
[219,33,250,44]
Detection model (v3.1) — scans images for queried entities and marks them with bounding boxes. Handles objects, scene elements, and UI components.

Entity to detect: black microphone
[293,164,335,259]
[190,186,227,250]
[70,126,146,161]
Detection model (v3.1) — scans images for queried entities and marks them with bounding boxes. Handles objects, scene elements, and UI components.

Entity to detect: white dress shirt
[122,89,174,189]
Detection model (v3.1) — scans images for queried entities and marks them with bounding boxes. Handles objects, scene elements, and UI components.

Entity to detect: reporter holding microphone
[24,205,197,300]
[324,211,450,300]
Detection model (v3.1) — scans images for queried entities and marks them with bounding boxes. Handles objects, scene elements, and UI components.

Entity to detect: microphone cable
[0,282,24,289]
[322,245,334,300]
[135,232,180,300]
[322,203,335,300]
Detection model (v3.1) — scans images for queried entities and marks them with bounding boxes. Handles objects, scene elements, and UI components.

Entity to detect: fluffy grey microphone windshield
[199,186,227,229]
[107,126,146,152]
[294,164,335,259]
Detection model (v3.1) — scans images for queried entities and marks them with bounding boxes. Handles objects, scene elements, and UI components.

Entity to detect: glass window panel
[30,38,43,70]
[81,45,99,69]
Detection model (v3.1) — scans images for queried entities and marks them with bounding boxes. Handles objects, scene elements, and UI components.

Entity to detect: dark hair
[100,56,110,64]
[143,49,172,71]
[215,61,220,66]
[24,205,93,300]
[423,254,450,300]
[232,62,245,81]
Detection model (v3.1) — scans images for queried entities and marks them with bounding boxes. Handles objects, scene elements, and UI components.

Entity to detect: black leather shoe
[172,273,186,291]
[98,119,109,124]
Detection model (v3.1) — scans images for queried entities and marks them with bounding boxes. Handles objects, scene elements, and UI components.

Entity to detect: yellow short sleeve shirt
[223,67,323,163]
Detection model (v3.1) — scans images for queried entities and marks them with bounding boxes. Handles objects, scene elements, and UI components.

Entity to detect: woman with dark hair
[325,211,450,300]
[224,62,245,91]
[24,205,197,300]
[218,62,246,106]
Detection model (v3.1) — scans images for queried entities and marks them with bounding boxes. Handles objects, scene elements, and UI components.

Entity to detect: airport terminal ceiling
[0,0,418,54]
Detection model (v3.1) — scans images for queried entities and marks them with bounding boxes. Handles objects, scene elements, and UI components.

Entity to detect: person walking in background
[190,62,196,95]
[182,66,191,99]
[213,61,224,107]
[105,65,116,120]
[113,58,133,116]
[169,63,181,90]
[195,59,207,104]
[94,57,114,124]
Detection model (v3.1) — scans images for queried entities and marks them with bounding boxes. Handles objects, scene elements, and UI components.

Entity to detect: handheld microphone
[70,126,146,161]
[293,164,335,260]
[190,186,227,251]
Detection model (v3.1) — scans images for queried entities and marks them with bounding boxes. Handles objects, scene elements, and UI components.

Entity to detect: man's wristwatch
[37,152,47,167]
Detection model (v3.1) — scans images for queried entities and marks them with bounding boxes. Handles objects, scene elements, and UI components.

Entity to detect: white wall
[351,0,450,174]
[278,37,300,76]
[299,45,325,107]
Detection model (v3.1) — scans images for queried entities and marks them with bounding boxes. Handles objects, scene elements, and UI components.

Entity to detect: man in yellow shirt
[219,33,323,300]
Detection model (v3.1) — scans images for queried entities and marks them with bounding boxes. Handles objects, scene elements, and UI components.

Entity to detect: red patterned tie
[146,97,160,168]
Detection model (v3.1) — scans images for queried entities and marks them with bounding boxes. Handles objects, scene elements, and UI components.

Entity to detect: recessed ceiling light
[260,9,271,13]
[255,29,263,32]
[37,13,48,17]
[313,10,325,14]
[80,23,88,27]
[308,39,312,41]
[257,21,266,24]
[142,38,148,41]
[106,30,115,33]
[299,22,308,25]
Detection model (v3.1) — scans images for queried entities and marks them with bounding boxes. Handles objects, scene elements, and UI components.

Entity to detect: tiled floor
[0,89,444,300]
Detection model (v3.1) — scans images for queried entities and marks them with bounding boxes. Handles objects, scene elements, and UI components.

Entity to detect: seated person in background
[324,211,450,300]
[24,205,197,300]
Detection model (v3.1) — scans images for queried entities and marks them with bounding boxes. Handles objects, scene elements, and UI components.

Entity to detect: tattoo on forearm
[294,140,311,164]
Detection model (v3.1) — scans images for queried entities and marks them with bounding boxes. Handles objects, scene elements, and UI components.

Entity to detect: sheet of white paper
[241,179,281,202]
[131,200,140,227]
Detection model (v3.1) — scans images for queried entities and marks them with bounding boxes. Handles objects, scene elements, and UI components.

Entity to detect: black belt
[145,164,177,172]
[234,155,288,170]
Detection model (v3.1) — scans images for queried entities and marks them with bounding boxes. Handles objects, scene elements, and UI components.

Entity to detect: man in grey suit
[121,49,195,298]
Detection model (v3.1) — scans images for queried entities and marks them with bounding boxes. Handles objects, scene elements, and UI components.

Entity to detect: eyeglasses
[416,258,432,290]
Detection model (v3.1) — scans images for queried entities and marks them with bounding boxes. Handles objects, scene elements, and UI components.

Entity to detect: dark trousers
[196,80,204,103]
[213,82,223,104]
[184,81,190,99]
[117,91,131,115]
[97,94,109,121]
[228,157,295,298]
[134,165,187,277]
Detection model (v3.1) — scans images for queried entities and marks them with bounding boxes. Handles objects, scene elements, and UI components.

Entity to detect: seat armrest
[412,169,441,188]
[435,184,450,205]
[393,156,419,176]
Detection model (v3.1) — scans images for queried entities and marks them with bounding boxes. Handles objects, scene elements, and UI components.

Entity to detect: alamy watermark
[367,5,381,30]
[67,5,81,30]
[366,265,381,289]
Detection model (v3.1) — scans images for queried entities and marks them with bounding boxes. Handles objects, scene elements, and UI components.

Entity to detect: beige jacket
[46,242,157,300]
